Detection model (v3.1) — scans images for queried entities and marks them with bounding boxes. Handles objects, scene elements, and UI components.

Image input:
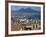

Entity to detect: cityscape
[11,6,41,31]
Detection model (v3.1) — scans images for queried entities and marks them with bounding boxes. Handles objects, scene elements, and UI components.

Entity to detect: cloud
[11,6,40,11]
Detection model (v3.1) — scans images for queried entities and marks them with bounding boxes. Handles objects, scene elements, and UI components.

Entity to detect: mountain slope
[11,8,40,13]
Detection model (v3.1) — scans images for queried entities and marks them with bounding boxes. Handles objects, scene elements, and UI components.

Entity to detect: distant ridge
[11,8,40,13]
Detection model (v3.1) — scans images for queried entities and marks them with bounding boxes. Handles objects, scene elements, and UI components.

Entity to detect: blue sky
[11,6,41,11]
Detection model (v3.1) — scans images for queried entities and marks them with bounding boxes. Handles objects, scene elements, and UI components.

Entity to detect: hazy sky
[11,6,41,11]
